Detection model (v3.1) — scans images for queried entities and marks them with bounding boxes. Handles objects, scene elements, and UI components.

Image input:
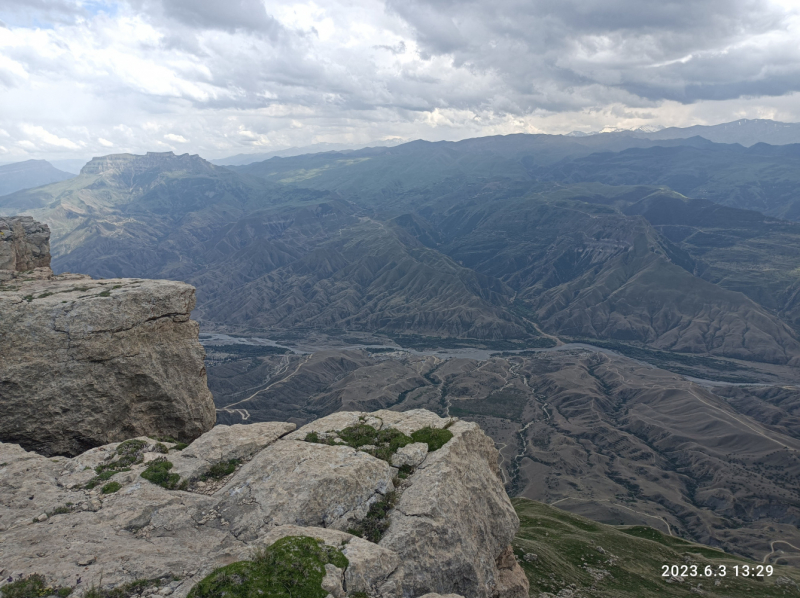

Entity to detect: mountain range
[1,136,799,367]
[3,126,800,564]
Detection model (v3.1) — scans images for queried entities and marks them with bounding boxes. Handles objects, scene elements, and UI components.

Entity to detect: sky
[1,0,799,162]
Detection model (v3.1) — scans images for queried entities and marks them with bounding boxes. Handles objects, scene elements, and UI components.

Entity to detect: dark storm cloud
[386,0,800,105]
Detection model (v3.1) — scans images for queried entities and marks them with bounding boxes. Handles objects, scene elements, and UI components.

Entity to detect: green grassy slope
[512,498,800,597]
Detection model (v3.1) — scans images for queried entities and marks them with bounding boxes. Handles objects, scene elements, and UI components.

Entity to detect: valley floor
[203,330,800,566]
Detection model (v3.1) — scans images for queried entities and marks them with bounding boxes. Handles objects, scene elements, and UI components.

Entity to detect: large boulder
[0,272,215,456]
[0,410,527,598]
[0,216,51,279]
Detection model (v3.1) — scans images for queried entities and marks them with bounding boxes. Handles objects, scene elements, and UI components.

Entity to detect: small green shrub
[102,481,121,494]
[153,442,169,454]
[97,290,111,297]
[305,431,321,443]
[140,459,182,490]
[0,574,71,598]
[172,442,188,451]
[411,427,453,451]
[188,536,348,598]
[85,468,130,489]
[201,459,240,481]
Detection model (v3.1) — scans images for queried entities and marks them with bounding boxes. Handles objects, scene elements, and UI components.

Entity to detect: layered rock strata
[0,410,528,598]
[0,217,215,455]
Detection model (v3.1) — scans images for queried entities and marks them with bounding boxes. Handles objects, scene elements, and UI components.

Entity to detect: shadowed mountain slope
[1,149,799,365]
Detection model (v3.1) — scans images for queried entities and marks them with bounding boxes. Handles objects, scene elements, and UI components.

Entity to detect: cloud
[0,0,798,161]
[20,125,81,150]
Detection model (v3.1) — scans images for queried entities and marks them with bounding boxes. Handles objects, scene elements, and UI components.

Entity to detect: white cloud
[19,125,81,150]
[0,0,797,162]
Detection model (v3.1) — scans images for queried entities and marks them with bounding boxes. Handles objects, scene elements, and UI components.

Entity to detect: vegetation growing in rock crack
[0,574,72,598]
[96,439,146,474]
[347,491,397,543]
[140,458,186,490]
[187,536,348,598]
[200,459,240,481]
[82,576,178,598]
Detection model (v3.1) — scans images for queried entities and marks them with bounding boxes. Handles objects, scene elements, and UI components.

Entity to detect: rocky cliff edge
[0,216,215,456]
[0,409,528,598]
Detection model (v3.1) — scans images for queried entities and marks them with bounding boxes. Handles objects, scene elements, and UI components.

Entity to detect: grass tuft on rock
[101,481,121,494]
[410,427,453,451]
[0,574,72,598]
[188,536,348,598]
[140,459,185,490]
[200,459,240,481]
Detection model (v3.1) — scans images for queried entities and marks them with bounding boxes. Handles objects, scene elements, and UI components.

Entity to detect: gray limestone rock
[171,422,296,481]
[0,273,215,456]
[390,442,428,468]
[380,420,529,598]
[0,409,525,598]
[216,439,395,540]
[0,216,51,279]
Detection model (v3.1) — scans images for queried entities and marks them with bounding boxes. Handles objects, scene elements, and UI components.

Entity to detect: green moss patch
[306,420,455,463]
[0,574,72,598]
[188,536,348,598]
[140,459,186,490]
[410,427,453,451]
[101,481,121,494]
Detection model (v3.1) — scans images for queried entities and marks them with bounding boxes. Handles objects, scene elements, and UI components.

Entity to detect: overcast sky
[1,0,799,161]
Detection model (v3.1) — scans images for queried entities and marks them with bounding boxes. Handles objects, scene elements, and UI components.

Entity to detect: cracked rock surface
[0,273,215,456]
[0,410,526,598]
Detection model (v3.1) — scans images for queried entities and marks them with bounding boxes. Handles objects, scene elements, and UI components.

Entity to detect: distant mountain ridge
[569,118,800,146]
[0,159,73,197]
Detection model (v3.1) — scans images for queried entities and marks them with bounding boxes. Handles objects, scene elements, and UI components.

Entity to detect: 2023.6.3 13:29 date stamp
[662,564,773,579]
